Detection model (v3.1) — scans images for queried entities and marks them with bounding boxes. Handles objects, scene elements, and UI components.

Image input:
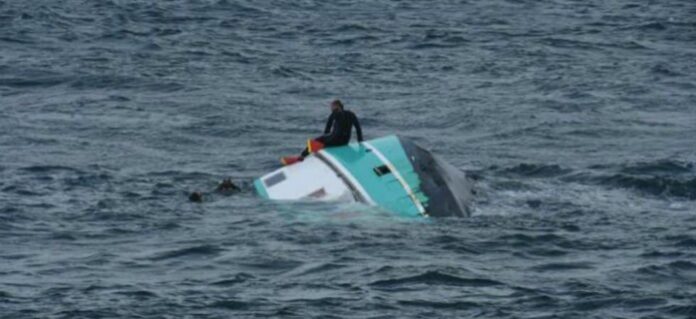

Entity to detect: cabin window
[374,165,391,177]
[264,172,286,187]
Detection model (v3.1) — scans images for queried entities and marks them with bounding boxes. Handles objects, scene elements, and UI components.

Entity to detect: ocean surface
[1,0,695,318]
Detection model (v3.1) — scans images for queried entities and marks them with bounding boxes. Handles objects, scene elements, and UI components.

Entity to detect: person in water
[189,178,240,203]
[295,99,363,161]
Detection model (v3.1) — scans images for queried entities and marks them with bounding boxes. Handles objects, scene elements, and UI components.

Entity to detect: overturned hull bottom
[254,135,474,217]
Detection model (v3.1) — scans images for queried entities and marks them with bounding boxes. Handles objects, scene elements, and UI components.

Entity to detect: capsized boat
[254,135,474,217]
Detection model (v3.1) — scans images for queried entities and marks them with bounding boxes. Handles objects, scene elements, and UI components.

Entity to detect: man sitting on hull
[283,99,363,165]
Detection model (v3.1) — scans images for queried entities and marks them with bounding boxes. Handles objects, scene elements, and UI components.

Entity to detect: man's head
[330,99,344,112]
[189,191,203,203]
[216,178,240,193]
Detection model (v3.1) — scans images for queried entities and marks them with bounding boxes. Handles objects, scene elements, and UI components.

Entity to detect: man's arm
[324,112,334,134]
[352,112,363,142]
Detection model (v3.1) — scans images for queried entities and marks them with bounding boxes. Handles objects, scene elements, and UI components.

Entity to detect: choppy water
[2,0,696,318]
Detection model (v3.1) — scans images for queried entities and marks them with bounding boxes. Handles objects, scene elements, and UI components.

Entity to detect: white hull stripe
[317,150,376,205]
[363,142,427,216]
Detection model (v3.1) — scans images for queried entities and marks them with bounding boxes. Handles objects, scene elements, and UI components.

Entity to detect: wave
[497,233,567,245]
[529,262,594,272]
[370,271,502,288]
[18,165,83,173]
[114,290,158,299]
[397,299,479,309]
[629,22,667,31]
[651,64,684,77]
[565,160,695,199]
[640,250,684,258]
[616,159,694,176]
[208,299,253,310]
[600,174,695,199]
[210,273,254,287]
[637,260,696,278]
[0,75,70,88]
[69,75,185,92]
[148,244,225,261]
[497,163,573,178]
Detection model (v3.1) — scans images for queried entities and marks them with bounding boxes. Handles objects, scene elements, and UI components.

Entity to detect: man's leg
[302,136,330,158]
[299,136,327,158]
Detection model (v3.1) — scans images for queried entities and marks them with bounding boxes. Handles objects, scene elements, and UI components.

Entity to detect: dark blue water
[2,0,696,318]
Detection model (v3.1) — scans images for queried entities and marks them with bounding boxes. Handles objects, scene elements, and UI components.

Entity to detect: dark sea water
[1,0,696,318]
